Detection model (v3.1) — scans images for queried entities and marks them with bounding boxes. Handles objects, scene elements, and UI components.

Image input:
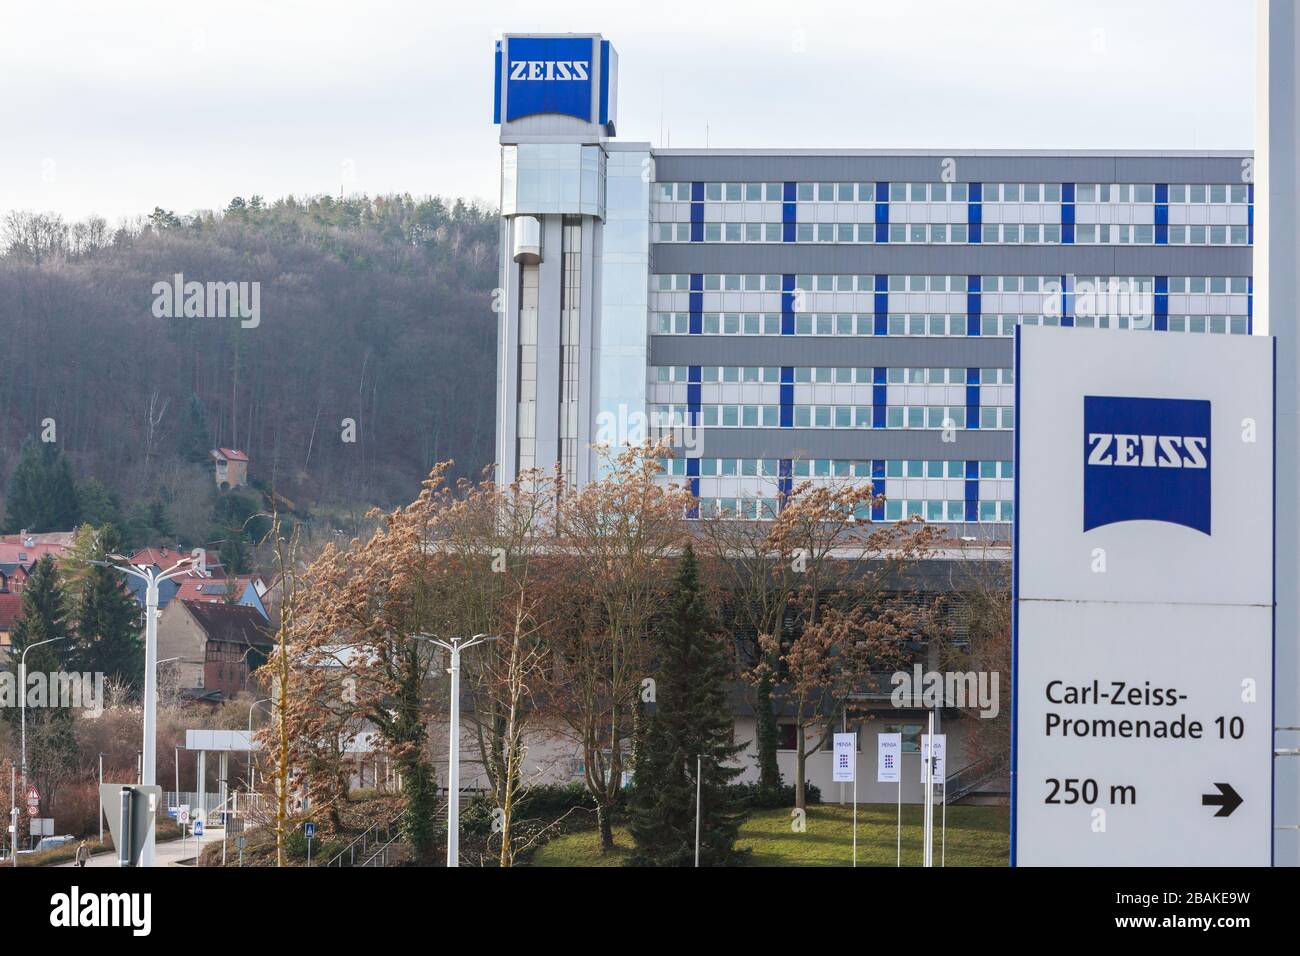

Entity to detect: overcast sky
[0,0,1256,223]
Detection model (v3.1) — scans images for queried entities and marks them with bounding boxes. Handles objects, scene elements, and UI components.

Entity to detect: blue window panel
[1155,183,1169,204]
[782,221,796,243]
[778,458,793,504]
[965,383,980,429]
[1059,276,1071,326]
[967,202,982,225]
[686,457,700,478]
[686,383,701,415]
[969,223,982,243]
[689,288,702,335]
[966,367,980,385]
[1248,276,1254,334]
[783,181,796,203]
[965,384,980,405]
[969,182,982,203]
[874,201,889,224]
[871,460,885,521]
[1060,204,1075,226]
[780,366,794,384]
[1062,183,1075,203]
[779,366,794,428]
[968,197,982,243]
[965,460,979,480]
[688,365,701,384]
[1154,277,1169,331]
[782,202,796,223]
[966,275,980,293]
[1155,276,1168,295]
[964,465,980,523]
[1154,205,1169,226]
[691,182,704,203]
[1062,223,1075,244]
[875,222,889,243]
[873,367,886,385]
[690,221,703,243]
[966,282,980,336]
[690,273,703,292]
[874,289,888,336]
[690,200,704,244]
[1155,224,1168,245]
[781,274,796,335]
[1248,192,1255,245]
[872,405,886,429]
[873,384,887,407]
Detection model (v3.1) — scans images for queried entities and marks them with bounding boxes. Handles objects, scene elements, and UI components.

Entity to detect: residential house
[156,600,273,700]
[210,448,249,488]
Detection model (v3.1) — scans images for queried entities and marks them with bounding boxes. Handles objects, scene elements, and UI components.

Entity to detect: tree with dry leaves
[550,442,692,852]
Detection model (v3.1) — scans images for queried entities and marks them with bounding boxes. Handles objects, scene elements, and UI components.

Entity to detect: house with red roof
[210,447,249,488]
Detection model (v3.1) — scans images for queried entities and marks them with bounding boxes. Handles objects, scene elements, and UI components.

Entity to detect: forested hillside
[0,194,498,543]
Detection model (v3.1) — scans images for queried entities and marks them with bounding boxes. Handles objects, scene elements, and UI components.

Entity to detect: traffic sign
[193,819,204,838]
[1013,327,1274,866]
[25,785,39,815]
[178,805,191,825]
[304,822,315,839]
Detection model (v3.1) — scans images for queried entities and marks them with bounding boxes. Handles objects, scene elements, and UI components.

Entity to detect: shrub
[729,781,821,809]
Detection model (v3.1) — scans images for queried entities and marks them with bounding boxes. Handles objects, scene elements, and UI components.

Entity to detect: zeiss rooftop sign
[494,34,617,128]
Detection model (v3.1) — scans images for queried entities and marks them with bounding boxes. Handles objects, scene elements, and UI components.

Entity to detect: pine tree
[629,545,748,866]
[3,556,72,728]
[70,526,143,690]
[180,395,211,464]
[2,437,80,534]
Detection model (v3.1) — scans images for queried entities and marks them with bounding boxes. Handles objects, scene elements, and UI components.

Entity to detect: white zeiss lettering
[510,60,591,81]
[1087,432,1208,469]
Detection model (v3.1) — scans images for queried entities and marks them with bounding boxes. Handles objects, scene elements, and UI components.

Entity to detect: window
[884,723,922,753]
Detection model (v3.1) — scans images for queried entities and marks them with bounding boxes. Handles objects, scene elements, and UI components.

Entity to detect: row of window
[652,311,1249,337]
[652,404,1014,430]
[690,495,1014,523]
[658,221,1249,246]
[652,366,1012,385]
[654,273,1249,294]
[658,457,1014,479]
[657,182,1250,204]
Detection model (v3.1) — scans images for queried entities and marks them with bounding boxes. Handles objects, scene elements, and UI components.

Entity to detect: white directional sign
[920,734,946,783]
[832,733,857,783]
[1014,326,1274,866]
[877,733,902,783]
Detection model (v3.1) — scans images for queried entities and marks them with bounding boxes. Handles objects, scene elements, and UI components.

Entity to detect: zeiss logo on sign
[1082,395,1211,535]
[504,37,594,123]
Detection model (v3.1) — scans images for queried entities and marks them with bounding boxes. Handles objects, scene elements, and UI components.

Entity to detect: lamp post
[89,552,196,866]
[247,698,271,795]
[20,635,69,787]
[413,633,496,867]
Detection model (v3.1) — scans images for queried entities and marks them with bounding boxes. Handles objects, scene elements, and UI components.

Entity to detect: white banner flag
[832,733,857,783]
[877,733,901,783]
[920,733,946,782]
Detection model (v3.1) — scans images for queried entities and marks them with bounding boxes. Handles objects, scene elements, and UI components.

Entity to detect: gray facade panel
[684,428,1011,460]
[651,151,1252,185]
[649,335,1012,367]
[650,243,1253,276]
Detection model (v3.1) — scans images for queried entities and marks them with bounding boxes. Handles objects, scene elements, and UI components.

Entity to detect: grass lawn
[530,802,1009,867]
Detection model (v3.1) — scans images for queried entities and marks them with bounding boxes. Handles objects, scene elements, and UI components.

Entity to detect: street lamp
[88,552,196,866]
[413,633,496,867]
[20,635,69,785]
[247,698,272,795]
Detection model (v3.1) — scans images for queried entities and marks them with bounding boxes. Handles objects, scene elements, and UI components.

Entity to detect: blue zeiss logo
[1083,395,1211,534]
[505,37,594,123]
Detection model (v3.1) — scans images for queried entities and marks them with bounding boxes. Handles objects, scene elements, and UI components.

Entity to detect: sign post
[832,733,857,865]
[921,731,947,866]
[305,821,315,866]
[877,732,902,866]
[1014,326,1274,866]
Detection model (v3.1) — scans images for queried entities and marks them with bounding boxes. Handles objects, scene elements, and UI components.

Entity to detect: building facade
[493,33,1252,537]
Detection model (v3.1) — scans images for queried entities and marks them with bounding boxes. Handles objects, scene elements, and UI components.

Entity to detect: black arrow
[1201,783,1243,818]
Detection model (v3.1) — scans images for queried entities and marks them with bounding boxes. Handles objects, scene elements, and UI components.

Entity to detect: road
[58,833,212,868]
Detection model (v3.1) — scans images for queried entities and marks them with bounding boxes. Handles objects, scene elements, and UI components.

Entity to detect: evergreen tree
[3,556,72,728]
[2,437,81,534]
[71,526,143,690]
[180,395,211,464]
[76,478,124,531]
[629,545,748,866]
